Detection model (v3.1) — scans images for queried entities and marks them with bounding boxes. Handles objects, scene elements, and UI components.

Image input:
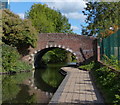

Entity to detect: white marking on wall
[30,54,34,57]
[32,65,35,69]
[68,49,73,52]
[73,53,76,55]
[34,87,37,90]
[50,45,53,47]
[69,50,73,53]
[32,57,35,68]
[46,45,48,48]
[66,48,70,51]
[58,45,61,48]
[62,46,65,49]
[34,51,37,54]
[28,57,31,60]
[54,44,57,47]
[76,57,78,59]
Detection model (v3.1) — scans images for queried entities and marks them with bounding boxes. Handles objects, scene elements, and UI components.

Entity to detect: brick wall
[22,33,97,66]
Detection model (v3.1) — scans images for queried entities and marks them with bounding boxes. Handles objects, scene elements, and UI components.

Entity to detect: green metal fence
[99,29,120,61]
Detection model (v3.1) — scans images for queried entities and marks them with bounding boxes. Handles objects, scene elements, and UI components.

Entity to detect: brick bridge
[22,33,97,68]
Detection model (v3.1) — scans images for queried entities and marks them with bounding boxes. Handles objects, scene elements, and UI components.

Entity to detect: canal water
[2,63,67,104]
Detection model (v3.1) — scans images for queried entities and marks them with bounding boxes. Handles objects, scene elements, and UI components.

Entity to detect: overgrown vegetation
[102,55,120,70]
[2,9,37,73]
[42,48,67,63]
[2,9,38,49]
[79,61,120,105]
[42,48,76,64]
[2,44,32,73]
[78,61,95,71]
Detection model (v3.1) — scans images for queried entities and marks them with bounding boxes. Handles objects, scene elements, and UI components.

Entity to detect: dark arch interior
[34,47,76,68]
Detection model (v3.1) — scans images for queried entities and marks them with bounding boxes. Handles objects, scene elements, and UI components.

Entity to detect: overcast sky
[10,0,87,34]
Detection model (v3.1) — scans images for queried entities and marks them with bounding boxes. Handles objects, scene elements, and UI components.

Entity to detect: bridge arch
[29,44,79,68]
[22,33,97,68]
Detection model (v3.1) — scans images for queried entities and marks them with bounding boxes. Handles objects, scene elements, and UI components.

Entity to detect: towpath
[49,67,104,104]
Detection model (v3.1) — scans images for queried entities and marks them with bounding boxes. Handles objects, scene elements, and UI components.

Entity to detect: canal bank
[49,67,104,104]
[0,70,32,75]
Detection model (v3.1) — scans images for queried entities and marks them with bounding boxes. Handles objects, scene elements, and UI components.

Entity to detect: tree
[2,9,38,49]
[82,2,120,37]
[26,4,73,63]
[26,4,73,33]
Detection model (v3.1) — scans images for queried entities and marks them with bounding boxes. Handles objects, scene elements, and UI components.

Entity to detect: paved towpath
[49,67,104,104]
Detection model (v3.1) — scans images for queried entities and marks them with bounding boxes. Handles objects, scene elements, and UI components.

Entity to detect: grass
[102,55,120,70]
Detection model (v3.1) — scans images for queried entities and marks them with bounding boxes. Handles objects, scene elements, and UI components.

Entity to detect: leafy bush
[102,55,120,70]
[78,61,95,71]
[15,61,32,71]
[78,61,120,104]
[2,44,32,72]
[2,9,38,48]
[93,66,120,104]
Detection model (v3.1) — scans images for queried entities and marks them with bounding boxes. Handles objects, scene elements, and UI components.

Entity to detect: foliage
[2,44,32,72]
[93,66,120,104]
[78,61,95,71]
[26,4,73,33]
[82,2,120,37]
[42,48,68,63]
[26,94,36,104]
[79,61,120,104]
[2,9,38,48]
[102,55,120,70]
[2,72,32,102]
[42,48,76,63]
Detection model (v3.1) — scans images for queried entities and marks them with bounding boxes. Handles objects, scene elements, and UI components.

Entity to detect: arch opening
[34,47,78,68]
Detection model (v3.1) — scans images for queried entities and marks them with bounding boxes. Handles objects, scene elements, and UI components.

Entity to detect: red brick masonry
[22,33,97,65]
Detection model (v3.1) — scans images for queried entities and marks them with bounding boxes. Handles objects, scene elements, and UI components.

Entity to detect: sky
[9,0,87,35]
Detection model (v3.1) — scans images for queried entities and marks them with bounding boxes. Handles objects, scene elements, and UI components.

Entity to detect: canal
[2,63,68,104]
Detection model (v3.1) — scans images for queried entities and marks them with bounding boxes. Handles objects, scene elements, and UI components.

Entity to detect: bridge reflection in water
[2,63,67,104]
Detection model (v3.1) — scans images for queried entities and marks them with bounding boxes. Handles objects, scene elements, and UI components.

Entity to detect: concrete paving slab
[49,67,104,105]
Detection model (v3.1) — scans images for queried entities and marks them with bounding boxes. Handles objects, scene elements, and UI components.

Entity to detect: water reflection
[34,63,66,93]
[2,63,67,104]
[2,72,36,104]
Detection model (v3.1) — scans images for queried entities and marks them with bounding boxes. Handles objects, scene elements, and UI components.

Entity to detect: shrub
[92,65,120,104]
[78,61,95,71]
[2,9,38,49]
[78,61,120,104]
[102,55,120,70]
[2,44,32,72]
